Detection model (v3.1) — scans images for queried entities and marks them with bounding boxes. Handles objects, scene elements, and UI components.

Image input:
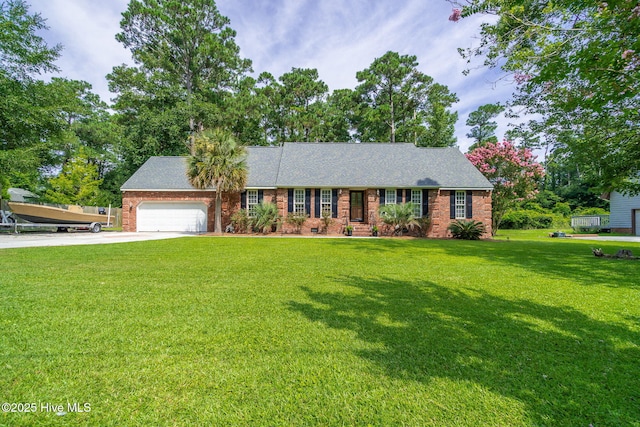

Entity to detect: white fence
[571,215,610,231]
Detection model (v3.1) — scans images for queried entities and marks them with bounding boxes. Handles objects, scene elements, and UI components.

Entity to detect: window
[411,189,422,218]
[247,190,258,217]
[385,189,396,205]
[294,189,305,214]
[320,189,332,217]
[455,191,466,219]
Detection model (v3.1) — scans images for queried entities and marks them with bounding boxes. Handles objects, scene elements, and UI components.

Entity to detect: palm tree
[251,202,281,233]
[378,202,419,236]
[187,128,248,233]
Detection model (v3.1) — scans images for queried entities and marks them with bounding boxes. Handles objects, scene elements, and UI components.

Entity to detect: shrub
[415,216,431,238]
[378,202,419,236]
[251,202,281,233]
[285,212,308,234]
[448,220,486,240]
[320,209,333,234]
[534,189,563,210]
[573,207,609,216]
[552,202,572,217]
[520,201,546,212]
[500,209,554,229]
[550,213,569,229]
[230,209,250,233]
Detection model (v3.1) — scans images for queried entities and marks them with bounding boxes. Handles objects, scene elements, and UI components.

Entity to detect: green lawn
[1,236,639,426]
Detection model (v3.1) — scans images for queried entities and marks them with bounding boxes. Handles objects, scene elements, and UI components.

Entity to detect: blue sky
[31,0,520,152]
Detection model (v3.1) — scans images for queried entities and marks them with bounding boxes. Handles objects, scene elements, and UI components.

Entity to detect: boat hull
[8,202,114,225]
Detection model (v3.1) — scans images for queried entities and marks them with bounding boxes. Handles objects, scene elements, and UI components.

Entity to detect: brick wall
[266,188,350,234]
[123,188,492,238]
[611,227,632,234]
[428,190,492,238]
[230,188,492,237]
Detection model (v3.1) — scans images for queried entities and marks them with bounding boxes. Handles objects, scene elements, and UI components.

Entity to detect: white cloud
[32,0,131,103]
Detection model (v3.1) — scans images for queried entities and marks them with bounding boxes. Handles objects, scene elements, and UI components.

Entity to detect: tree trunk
[186,66,195,155]
[390,93,396,143]
[215,192,223,233]
[189,117,196,155]
[413,109,417,145]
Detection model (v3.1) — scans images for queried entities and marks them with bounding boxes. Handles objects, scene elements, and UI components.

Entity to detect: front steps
[345,223,375,237]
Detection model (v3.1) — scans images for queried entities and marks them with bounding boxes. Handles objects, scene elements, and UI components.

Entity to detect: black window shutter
[314,189,321,218]
[380,189,385,205]
[397,189,403,203]
[406,189,412,203]
[258,190,264,203]
[240,191,247,210]
[450,191,456,219]
[422,189,429,216]
[287,189,293,213]
[331,189,338,218]
[466,190,473,219]
[305,189,311,215]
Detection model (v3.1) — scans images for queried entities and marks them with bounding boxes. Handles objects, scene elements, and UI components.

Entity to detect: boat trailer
[0,211,105,233]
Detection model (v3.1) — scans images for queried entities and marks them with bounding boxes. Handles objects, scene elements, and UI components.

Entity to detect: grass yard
[1,236,639,426]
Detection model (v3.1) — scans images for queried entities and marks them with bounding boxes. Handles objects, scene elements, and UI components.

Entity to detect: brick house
[121,143,493,237]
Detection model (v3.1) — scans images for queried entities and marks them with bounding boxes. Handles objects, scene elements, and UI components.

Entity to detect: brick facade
[123,188,492,238]
[429,190,493,238]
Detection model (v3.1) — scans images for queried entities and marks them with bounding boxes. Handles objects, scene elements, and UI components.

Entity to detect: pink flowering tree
[466,141,544,235]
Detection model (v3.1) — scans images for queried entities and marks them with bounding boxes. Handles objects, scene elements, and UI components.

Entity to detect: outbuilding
[609,191,640,235]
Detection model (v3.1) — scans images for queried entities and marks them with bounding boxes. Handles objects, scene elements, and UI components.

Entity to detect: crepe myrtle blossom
[448,8,461,22]
[514,73,533,84]
[466,141,544,234]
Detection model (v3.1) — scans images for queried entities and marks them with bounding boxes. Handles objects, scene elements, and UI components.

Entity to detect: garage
[137,202,207,232]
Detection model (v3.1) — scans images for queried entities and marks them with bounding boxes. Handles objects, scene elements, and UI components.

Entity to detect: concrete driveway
[0,231,190,249]
[572,235,640,243]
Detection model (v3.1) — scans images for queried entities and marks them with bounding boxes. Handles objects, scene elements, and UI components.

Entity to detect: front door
[350,191,364,222]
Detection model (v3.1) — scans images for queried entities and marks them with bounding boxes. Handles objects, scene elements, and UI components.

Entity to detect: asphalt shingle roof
[121,143,492,191]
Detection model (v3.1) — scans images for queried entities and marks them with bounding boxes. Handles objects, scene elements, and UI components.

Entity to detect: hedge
[500,209,568,229]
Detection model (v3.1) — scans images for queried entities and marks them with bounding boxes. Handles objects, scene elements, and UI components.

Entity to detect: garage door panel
[137,202,207,232]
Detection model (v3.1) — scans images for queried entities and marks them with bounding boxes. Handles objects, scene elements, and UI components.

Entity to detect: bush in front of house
[378,202,419,236]
[320,209,333,234]
[415,216,431,238]
[448,219,486,240]
[230,209,250,233]
[252,202,281,233]
[285,212,308,234]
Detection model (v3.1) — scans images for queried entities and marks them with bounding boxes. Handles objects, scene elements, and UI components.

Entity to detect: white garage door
[137,202,207,232]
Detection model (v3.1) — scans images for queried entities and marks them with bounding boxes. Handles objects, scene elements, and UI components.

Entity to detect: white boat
[8,202,113,225]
